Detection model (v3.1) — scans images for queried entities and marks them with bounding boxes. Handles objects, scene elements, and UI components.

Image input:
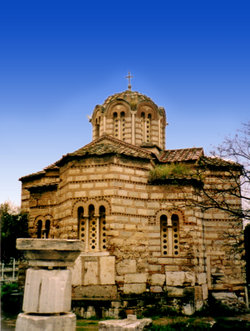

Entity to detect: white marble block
[15,312,76,331]
[23,268,71,313]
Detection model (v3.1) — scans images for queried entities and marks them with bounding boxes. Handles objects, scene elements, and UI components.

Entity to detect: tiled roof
[25,182,58,193]
[158,148,204,163]
[56,135,153,165]
[20,165,59,181]
[199,156,242,169]
[20,137,208,183]
[19,170,46,181]
[102,90,157,108]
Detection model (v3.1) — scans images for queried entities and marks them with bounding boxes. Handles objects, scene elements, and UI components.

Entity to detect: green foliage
[1,282,22,314]
[194,293,246,317]
[147,321,211,330]
[76,320,99,326]
[142,305,180,319]
[0,202,30,262]
[150,163,192,180]
[1,282,19,297]
[211,318,250,330]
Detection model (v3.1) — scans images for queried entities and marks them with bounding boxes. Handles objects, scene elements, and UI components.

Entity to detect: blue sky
[1,0,249,206]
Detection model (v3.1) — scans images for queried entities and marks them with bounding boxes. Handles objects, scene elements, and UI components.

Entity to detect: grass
[75,315,250,330]
[2,314,250,330]
[149,163,193,181]
[76,319,99,330]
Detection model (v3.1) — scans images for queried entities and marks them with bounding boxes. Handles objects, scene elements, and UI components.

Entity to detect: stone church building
[20,88,247,316]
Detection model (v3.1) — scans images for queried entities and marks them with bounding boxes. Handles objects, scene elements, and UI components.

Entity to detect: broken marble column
[99,314,152,330]
[15,239,83,331]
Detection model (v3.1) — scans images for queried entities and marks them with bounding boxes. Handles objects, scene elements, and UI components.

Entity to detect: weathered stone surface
[123,284,146,294]
[150,286,163,293]
[185,272,196,286]
[212,292,238,301]
[165,286,184,297]
[166,271,185,286]
[15,312,76,331]
[19,88,247,313]
[197,273,207,285]
[83,261,98,285]
[165,271,195,287]
[99,315,152,330]
[85,306,96,319]
[194,285,203,302]
[202,284,208,300]
[23,269,71,313]
[100,256,115,285]
[116,259,136,275]
[150,273,165,286]
[182,303,195,316]
[16,239,83,267]
[72,285,117,299]
[211,291,246,310]
[124,273,147,284]
[70,255,82,286]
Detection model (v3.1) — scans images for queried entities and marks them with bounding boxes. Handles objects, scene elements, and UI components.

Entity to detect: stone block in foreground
[15,312,76,331]
[23,269,71,313]
[99,315,152,330]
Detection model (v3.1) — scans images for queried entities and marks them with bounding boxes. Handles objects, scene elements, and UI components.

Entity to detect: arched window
[113,112,118,138]
[141,112,145,141]
[99,206,107,250]
[77,204,107,252]
[78,207,85,242]
[160,213,180,256]
[45,220,50,238]
[37,220,42,238]
[121,111,126,141]
[160,215,168,255]
[88,204,98,251]
[171,214,179,256]
[146,114,151,142]
[96,118,100,138]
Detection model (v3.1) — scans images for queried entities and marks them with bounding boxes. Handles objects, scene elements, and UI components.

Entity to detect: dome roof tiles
[102,90,157,108]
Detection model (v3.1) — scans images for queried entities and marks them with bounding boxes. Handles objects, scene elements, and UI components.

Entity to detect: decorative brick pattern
[19,89,246,312]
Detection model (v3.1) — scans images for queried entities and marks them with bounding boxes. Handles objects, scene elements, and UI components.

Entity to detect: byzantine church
[20,80,246,314]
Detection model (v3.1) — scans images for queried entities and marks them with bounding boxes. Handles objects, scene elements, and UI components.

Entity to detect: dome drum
[91,90,166,149]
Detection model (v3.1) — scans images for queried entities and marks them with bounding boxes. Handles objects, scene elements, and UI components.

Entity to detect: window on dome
[146,114,151,142]
[141,112,146,141]
[96,118,100,138]
[121,111,126,140]
[113,112,118,138]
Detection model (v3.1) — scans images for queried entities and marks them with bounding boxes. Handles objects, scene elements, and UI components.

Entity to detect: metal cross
[126,72,133,90]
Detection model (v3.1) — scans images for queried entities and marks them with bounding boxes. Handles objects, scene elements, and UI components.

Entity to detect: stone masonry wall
[201,169,245,297]
[20,154,246,311]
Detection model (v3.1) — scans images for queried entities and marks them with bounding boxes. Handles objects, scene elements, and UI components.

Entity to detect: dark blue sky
[1,0,249,205]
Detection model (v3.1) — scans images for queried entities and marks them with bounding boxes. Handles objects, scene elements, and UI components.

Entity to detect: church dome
[102,90,157,109]
[91,90,167,149]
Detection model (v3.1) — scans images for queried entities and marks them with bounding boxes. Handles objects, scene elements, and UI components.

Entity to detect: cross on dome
[126,72,133,90]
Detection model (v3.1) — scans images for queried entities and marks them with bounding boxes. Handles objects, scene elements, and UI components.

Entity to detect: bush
[149,163,193,181]
[1,282,23,314]
[0,202,29,263]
